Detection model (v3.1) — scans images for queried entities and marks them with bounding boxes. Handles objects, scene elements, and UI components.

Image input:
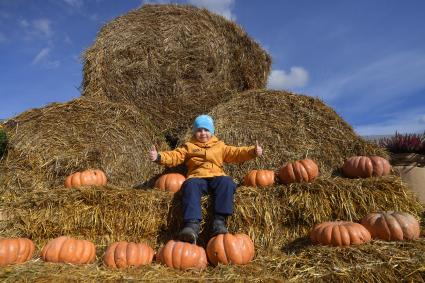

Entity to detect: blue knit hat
[193,115,214,135]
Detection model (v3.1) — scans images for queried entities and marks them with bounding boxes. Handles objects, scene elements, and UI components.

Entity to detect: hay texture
[1,231,425,282]
[181,90,388,181]
[1,176,421,251]
[82,4,271,139]
[0,98,169,192]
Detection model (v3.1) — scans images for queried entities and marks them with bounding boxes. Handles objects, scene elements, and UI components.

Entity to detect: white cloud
[32,48,51,65]
[188,0,235,20]
[20,18,54,40]
[46,60,61,69]
[33,19,53,37]
[354,108,425,136]
[19,19,29,28]
[63,0,83,8]
[267,67,309,90]
[31,48,61,69]
[311,51,425,105]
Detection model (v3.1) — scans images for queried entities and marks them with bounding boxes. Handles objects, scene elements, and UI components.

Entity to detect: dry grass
[0,98,169,192]
[1,240,424,282]
[1,176,421,252]
[181,90,388,181]
[82,4,271,139]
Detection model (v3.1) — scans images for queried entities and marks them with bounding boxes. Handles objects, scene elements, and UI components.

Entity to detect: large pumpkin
[104,241,154,268]
[360,211,420,241]
[310,221,371,246]
[243,170,275,187]
[65,169,107,188]
[156,240,207,270]
[206,233,254,266]
[41,236,96,264]
[342,156,391,178]
[279,159,319,184]
[154,173,186,193]
[0,238,35,267]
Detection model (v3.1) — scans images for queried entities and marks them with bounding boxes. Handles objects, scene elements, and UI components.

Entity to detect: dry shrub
[181,90,388,181]
[82,4,271,139]
[0,98,169,192]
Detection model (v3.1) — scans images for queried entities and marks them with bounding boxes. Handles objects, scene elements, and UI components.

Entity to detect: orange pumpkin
[156,240,207,270]
[104,241,154,268]
[206,233,254,266]
[310,221,371,247]
[360,211,420,241]
[154,173,186,193]
[279,159,319,184]
[342,156,391,178]
[65,169,107,188]
[243,170,275,187]
[0,238,35,267]
[41,236,96,264]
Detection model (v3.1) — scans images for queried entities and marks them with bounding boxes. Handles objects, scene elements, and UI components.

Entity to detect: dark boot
[178,220,200,244]
[212,214,228,236]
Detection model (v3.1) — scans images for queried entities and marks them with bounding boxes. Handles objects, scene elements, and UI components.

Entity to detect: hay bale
[82,4,271,139]
[0,98,169,191]
[181,90,387,181]
[0,239,425,282]
[1,176,421,251]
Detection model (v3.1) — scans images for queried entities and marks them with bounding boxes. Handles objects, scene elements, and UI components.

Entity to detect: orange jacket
[158,136,256,179]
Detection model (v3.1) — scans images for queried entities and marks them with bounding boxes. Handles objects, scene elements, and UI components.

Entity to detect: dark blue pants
[181,176,237,222]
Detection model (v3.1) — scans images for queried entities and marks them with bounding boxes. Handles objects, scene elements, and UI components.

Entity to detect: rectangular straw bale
[1,176,421,252]
[1,239,424,282]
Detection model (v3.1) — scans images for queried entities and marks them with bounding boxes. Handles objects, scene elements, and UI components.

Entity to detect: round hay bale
[181,90,387,181]
[0,98,169,191]
[82,4,271,139]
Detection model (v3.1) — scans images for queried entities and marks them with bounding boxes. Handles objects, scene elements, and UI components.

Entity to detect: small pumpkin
[154,173,186,193]
[41,236,96,264]
[65,169,107,188]
[0,238,35,267]
[156,240,207,270]
[310,221,371,246]
[243,170,275,187]
[104,241,154,268]
[206,233,254,266]
[360,211,420,241]
[279,159,319,184]
[342,156,391,178]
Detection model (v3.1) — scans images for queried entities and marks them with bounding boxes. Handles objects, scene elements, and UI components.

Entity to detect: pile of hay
[0,98,169,192]
[181,89,387,181]
[82,4,271,139]
[1,176,421,251]
[0,125,6,159]
[1,238,425,282]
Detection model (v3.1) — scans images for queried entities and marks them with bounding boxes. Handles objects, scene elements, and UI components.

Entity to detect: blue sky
[1,0,424,135]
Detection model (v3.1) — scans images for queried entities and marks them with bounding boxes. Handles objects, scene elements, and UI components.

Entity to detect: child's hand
[149,145,158,161]
[255,140,263,157]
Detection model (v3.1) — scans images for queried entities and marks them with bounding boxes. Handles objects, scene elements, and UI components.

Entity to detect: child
[149,114,262,243]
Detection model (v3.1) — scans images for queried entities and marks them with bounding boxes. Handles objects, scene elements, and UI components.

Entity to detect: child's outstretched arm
[149,144,188,167]
[223,141,262,163]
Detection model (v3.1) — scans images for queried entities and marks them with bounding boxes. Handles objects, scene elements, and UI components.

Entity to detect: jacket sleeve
[223,144,256,164]
[158,145,188,167]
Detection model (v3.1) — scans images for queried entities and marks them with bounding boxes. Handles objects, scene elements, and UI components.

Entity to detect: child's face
[194,128,212,143]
